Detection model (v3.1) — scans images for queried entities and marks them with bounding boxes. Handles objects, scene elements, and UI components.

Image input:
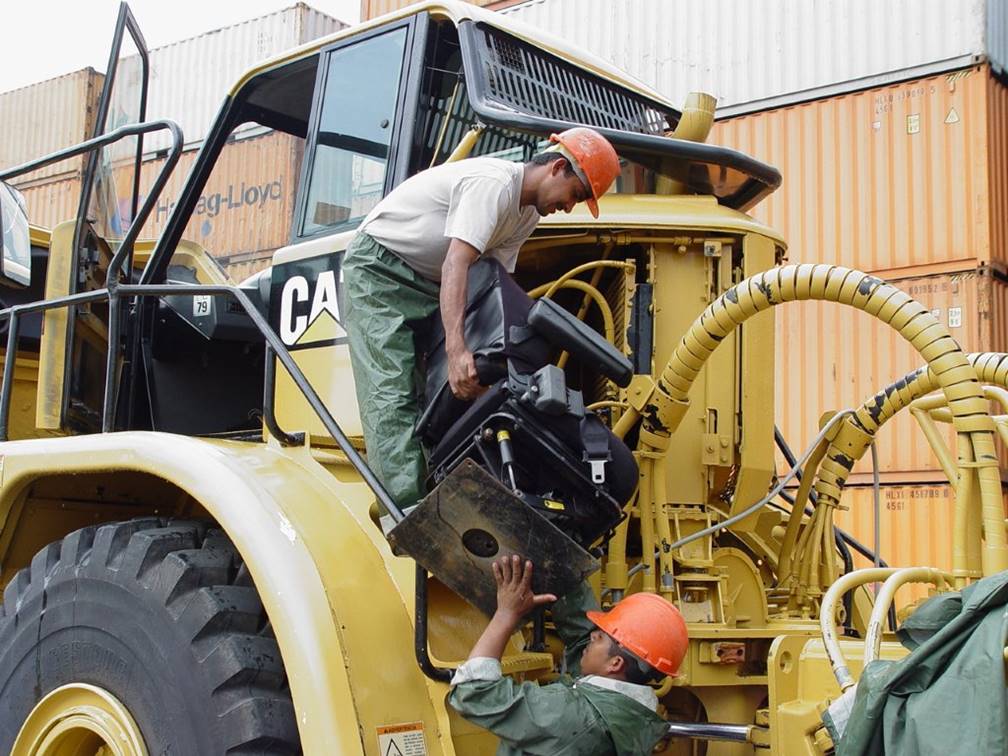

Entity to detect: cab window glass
[302,27,408,237]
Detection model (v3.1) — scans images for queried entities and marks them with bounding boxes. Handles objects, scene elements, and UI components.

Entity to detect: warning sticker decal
[376,721,427,756]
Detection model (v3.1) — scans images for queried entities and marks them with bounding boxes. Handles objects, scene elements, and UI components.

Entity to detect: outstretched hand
[493,554,558,624]
[464,555,558,663]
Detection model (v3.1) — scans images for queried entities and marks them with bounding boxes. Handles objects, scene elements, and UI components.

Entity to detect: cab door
[36,1,150,434]
[269,14,428,442]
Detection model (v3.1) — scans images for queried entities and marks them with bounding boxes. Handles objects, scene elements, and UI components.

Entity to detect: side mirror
[0,182,30,287]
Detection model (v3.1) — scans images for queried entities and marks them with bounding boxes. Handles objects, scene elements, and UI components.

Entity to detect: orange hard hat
[586,592,688,676]
[547,127,620,218]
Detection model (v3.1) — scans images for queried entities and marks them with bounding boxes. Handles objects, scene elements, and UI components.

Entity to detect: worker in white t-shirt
[342,127,621,515]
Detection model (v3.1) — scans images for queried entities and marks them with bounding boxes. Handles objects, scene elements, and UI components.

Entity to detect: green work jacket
[448,584,669,756]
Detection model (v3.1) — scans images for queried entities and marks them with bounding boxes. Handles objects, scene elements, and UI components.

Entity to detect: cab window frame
[291,13,429,244]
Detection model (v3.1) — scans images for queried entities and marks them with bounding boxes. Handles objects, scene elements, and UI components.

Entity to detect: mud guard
[389,459,599,616]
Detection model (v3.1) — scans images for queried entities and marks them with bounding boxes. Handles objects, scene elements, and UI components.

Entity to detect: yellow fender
[0,431,457,755]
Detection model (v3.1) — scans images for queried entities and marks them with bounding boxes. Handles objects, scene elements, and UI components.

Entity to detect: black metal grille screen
[474,25,673,135]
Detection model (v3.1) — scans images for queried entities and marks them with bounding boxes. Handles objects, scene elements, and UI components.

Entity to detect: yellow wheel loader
[0,2,1004,754]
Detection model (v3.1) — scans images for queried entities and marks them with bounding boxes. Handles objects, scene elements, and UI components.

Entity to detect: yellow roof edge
[533,197,787,247]
[228,1,679,110]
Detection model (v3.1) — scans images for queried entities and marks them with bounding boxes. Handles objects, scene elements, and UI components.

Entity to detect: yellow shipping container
[712,65,1008,273]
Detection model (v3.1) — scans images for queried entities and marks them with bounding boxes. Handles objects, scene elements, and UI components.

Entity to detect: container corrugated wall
[119,130,301,261]
[18,177,82,230]
[711,66,1005,271]
[0,68,103,186]
[361,0,499,20]
[500,0,1003,115]
[833,483,1008,606]
[775,269,1008,481]
[137,4,344,154]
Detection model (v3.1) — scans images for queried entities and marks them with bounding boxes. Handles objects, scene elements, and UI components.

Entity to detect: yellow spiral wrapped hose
[643,265,1006,584]
[823,352,1008,585]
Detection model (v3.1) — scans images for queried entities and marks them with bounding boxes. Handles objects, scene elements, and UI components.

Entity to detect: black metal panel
[472,23,674,136]
[628,283,653,375]
[458,21,782,211]
[389,460,598,617]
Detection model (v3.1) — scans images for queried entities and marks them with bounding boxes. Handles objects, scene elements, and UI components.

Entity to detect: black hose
[774,427,900,633]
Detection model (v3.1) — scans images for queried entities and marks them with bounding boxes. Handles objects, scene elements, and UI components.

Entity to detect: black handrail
[0,279,405,523]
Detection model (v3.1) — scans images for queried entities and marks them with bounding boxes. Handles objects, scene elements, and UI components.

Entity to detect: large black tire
[0,518,301,754]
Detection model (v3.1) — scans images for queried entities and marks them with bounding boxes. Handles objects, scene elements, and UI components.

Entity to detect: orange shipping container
[18,177,82,230]
[121,130,303,261]
[775,268,1008,481]
[833,483,1008,607]
[712,65,1008,273]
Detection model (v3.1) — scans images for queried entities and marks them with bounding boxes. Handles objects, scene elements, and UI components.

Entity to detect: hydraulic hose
[642,266,1005,577]
[831,352,1008,581]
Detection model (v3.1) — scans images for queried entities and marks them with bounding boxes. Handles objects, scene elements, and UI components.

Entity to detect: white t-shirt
[359,157,540,282]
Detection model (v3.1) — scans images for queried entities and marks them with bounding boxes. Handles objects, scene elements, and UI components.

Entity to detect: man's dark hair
[529,151,575,175]
[606,635,662,685]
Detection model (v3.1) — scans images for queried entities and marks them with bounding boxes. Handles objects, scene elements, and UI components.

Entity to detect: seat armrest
[527,298,633,388]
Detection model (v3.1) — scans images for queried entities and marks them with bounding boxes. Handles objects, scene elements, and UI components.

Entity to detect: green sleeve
[448,676,595,751]
[550,580,600,677]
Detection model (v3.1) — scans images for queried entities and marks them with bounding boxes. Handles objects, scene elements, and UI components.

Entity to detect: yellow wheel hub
[12,683,147,756]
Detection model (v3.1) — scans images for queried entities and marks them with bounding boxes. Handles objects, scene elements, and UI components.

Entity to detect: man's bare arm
[441,238,484,400]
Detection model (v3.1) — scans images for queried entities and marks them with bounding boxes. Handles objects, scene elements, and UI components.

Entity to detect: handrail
[0,280,405,523]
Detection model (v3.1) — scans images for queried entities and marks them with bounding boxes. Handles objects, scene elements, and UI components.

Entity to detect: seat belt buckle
[587,458,608,484]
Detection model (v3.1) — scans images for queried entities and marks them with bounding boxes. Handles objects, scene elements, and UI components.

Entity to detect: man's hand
[447,347,483,401]
[493,555,558,626]
[465,555,557,662]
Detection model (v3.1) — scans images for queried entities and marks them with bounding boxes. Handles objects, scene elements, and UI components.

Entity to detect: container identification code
[376,721,427,756]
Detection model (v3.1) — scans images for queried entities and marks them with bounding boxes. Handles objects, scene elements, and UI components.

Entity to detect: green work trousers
[342,231,440,512]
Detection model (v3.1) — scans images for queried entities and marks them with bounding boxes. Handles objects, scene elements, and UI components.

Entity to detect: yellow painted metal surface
[34,222,75,431]
[0,432,476,755]
[12,683,148,756]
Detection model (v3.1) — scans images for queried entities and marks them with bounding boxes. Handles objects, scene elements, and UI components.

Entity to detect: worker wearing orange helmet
[342,127,621,517]
[449,555,687,755]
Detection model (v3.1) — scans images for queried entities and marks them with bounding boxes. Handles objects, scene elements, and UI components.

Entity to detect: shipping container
[499,0,1007,116]
[116,130,303,260]
[129,4,345,154]
[775,267,1008,481]
[18,177,82,231]
[832,482,1008,607]
[712,66,1008,272]
[220,249,277,283]
[0,68,103,186]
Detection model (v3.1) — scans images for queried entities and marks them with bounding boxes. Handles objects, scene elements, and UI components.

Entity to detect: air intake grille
[474,26,673,136]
